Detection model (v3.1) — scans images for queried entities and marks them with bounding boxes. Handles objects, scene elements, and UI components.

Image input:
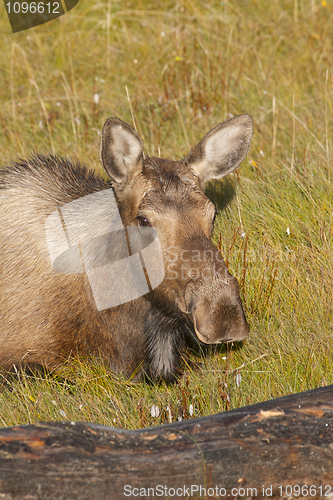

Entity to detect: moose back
[0,115,253,382]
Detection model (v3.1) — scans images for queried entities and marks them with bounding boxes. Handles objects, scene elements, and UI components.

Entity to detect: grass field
[0,0,332,430]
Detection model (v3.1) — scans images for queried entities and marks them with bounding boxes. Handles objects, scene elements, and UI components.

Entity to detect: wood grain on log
[0,385,332,499]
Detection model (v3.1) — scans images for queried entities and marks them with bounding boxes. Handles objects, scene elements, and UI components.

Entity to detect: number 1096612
[278,485,332,497]
[5,2,60,14]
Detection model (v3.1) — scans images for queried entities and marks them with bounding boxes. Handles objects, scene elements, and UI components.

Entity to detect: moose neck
[144,304,190,383]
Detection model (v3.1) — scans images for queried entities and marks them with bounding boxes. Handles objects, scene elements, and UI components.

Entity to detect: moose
[0,115,253,382]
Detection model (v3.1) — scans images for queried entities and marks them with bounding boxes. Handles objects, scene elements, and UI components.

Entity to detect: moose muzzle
[185,273,250,345]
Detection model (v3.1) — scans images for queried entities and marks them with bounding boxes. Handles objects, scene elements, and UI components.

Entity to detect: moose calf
[0,115,253,382]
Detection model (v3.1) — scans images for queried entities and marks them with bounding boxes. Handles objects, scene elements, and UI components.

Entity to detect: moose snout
[186,278,250,345]
[191,301,250,344]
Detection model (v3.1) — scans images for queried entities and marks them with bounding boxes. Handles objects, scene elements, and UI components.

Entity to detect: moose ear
[100,118,144,185]
[184,115,253,184]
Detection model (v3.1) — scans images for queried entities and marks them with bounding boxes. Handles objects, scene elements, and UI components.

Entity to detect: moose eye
[137,216,151,227]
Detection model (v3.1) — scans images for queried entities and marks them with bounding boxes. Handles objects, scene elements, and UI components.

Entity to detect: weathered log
[0,385,332,499]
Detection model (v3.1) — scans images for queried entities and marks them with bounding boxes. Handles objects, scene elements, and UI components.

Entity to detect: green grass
[0,0,332,429]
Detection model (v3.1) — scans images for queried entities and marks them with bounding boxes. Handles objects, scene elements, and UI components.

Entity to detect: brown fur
[0,116,252,382]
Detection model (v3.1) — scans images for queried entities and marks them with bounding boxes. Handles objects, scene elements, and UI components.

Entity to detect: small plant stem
[174,99,189,150]
[10,44,16,122]
[325,69,329,166]
[272,95,277,158]
[311,0,316,14]
[30,79,55,154]
[125,85,137,132]
[61,73,77,144]
[291,94,295,171]
[106,0,112,73]
[294,0,298,24]
[224,25,234,119]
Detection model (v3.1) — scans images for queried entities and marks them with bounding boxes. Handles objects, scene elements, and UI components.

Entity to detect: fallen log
[0,385,332,500]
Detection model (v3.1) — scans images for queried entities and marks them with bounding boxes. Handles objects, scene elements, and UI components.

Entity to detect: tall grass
[0,0,332,429]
